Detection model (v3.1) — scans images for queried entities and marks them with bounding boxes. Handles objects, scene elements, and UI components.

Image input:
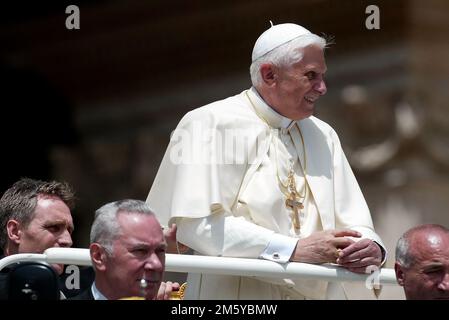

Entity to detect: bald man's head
[395,224,449,300]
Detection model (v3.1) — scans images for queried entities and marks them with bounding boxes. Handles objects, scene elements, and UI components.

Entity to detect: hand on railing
[336,238,383,274]
[291,229,361,264]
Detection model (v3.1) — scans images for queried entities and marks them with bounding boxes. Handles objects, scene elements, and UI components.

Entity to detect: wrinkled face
[272,45,327,120]
[104,213,166,300]
[396,232,449,300]
[18,195,74,274]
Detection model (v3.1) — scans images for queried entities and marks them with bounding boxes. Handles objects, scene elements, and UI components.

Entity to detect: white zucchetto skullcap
[251,23,312,62]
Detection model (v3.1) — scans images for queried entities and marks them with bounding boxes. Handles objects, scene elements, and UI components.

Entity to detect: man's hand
[164,224,189,254]
[290,229,361,264]
[155,281,181,300]
[336,238,382,273]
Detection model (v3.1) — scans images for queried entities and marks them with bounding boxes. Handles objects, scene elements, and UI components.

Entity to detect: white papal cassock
[146,87,385,300]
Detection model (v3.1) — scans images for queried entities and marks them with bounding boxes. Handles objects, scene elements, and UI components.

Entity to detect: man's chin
[51,263,64,275]
[143,283,160,300]
[304,103,315,113]
[291,104,314,120]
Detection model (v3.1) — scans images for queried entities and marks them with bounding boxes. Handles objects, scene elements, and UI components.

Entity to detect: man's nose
[58,229,73,248]
[314,78,327,96]
[437,272,449,291]
[144,253,164,272]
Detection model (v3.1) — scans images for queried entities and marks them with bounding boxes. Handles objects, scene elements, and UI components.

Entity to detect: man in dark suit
[0,265,8,300]
[70,285,94,300]
[0,178,94,299]
[71,199,179,300]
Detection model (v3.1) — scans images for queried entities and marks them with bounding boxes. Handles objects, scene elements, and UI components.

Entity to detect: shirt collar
[91,281,108,300]
[248,87,295,130]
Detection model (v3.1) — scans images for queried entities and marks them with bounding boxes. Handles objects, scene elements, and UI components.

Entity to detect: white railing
[0,247,398,285]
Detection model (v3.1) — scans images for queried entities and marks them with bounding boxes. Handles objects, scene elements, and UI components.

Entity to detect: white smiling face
[271,45,327,120]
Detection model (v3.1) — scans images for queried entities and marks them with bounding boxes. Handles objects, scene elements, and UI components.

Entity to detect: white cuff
[259,233,298,263]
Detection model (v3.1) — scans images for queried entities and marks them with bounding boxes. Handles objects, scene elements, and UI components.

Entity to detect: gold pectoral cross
[285,193,303,230]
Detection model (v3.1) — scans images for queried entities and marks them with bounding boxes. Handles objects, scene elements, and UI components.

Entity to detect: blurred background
[1,0,448,299]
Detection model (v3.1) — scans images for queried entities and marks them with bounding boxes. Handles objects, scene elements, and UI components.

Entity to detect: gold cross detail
[285,195,303,230]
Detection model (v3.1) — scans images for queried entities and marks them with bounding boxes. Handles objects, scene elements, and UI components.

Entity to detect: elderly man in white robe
[146,22,386,300]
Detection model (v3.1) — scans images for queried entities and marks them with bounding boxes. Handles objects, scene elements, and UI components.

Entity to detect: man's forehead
[294,49,327,71]
[302,62,327,72]
[291,61,327,76]
[33,196,73,221]
[411,232,449,259]
[118,235,166,248]
[118,212,161,229]
[36,214,74,227]
[117,213,163,232]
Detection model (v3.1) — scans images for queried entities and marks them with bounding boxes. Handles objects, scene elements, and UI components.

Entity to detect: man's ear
[260,64,277,86]
[90,243,108,272]
[394,262,405,286]
[6,220,21,245]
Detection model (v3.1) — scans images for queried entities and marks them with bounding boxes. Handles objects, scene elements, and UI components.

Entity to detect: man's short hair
[0,178,75,250]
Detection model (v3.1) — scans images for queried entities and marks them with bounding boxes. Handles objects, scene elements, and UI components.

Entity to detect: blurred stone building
[1,0,448,299]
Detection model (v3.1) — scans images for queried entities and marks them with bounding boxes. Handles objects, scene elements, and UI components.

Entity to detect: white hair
[90,199,155,256]
[249,33,327,87]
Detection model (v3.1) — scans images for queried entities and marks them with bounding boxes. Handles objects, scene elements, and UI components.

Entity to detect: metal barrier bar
[0,247,398,285]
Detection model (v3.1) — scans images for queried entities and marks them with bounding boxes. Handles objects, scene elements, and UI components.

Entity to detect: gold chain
[273,128,307,200]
